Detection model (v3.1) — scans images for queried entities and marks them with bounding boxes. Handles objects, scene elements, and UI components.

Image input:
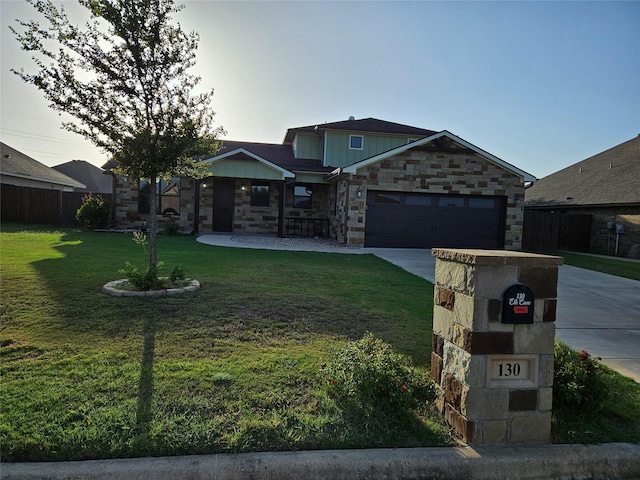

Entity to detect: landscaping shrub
[162,218,181,236]
[76,194,110,230]
[322,333,436,415]
[118,262,165,291]
[553,340,610,410]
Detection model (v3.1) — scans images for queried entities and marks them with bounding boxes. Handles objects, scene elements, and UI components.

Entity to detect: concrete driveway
[197,235,640,382]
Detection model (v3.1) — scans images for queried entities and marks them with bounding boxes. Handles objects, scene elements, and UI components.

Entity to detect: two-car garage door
[364,191,506,248]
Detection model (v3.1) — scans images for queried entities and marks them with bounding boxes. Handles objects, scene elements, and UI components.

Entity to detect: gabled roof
[206,141,333,176]
[341,130,536,182]
[283,117,437,144]
[53,160,112,193]
[0,142,85,189]
[525,135,640,207]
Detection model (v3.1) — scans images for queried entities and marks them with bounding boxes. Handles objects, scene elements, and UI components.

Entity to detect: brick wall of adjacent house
[342,150,525,248]
[564,205,640,257]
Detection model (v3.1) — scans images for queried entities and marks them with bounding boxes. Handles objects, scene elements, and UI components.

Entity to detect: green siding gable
[324,131,422,168]
[293,133,323,160]
[205,158,284,180]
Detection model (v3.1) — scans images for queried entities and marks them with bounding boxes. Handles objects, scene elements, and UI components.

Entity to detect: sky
[1,0,639,179]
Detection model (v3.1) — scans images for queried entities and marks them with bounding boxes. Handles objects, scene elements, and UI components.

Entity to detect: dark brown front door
[213,178,235,232]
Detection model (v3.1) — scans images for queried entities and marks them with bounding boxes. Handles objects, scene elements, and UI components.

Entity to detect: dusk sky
[1,0,638,179]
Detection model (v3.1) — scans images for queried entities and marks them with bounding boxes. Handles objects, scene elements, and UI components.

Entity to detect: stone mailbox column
[430,248,563,444]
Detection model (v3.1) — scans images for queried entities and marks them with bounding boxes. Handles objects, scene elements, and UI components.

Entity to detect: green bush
[168,265,186,283]
[322,332,436,415]
[118,262,165,291]
[162,218,181,236]
[76,194,110,230]
[553,340,609,410]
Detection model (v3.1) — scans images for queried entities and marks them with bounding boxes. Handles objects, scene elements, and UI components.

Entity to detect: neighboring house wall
[566,206,639,256]
[340,149,524,248]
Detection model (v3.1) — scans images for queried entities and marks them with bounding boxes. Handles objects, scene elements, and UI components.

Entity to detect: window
[405,194,432,206]
[374,193,401,204]
[469,197,496,209]
[294,185,312,209]
[349,135,363,150]
[138,177,181,215]
[251,182,270,207]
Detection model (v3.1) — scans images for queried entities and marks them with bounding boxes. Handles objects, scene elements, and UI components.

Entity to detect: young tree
[11,0,223,267]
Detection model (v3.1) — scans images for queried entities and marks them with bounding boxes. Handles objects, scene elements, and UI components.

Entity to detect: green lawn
[0,224,449,461]
[558,251,640,281]
[1,224,638,462]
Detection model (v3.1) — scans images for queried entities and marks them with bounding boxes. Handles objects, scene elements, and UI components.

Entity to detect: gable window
[294,185,312,209]
[251,181,270,207]
[349,135,364,150]
[138,177,181,215]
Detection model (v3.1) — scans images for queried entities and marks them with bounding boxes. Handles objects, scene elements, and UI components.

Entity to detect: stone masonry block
[444,373,464,411]
[444,403,474,443]
[431,352,443,386]
[507,411,551,443]
[509,389,538,411]
[435,259,469,293]
[538,387,553,412]
[453,294,488,331]
[433,333,444,356]
[463,388,509,419]
[514,323,555,355]
[518,267,558,298]
[543,299,557,322]
[539,354,554,387]
[435,286,455,311]
[452,323,471,351]
[441,342,470,383]
[467,332,514,355]
[433,312,454,341]
[483,420,507,443]
[469,265,519,299]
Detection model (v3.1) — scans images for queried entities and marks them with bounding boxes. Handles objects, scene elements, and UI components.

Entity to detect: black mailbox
[502,284,535,324]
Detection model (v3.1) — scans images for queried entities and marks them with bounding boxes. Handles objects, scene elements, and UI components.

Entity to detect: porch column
[277,181,285,237]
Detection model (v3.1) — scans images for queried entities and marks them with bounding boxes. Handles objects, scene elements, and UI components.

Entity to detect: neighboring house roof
[0,142,85,189]
[53,159,112,193]
[207,140,334,175]
[341,130,537,182]
[525,135,640,208]
[283,117,437,144]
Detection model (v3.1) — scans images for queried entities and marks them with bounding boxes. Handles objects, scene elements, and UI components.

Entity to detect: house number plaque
[502,284,535,324]
[486,355,538,388]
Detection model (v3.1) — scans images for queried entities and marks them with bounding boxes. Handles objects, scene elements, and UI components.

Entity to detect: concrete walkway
[196,234,640,382]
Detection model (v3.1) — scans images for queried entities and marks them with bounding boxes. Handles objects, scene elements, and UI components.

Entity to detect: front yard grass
[0,224,449,461]
[2,224,638,462]
[558,251,640,281]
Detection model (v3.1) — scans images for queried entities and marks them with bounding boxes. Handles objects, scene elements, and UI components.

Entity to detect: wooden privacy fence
[522,209,592,253]
[1,184,111,226]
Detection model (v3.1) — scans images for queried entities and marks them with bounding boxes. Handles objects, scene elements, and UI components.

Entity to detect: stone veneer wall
[343,150,525,247]
[569,206,639,257]
[431,248,563,444]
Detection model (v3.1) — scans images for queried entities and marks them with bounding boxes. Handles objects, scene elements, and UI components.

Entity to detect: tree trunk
[148,176,158,267]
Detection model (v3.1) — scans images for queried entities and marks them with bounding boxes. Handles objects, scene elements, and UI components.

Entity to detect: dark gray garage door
[364,191,506,248]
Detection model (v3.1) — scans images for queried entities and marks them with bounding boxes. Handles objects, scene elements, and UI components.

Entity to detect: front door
[213,178,235,232]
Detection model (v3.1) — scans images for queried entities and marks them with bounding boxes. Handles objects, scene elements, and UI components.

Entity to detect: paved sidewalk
[197,235,640,382]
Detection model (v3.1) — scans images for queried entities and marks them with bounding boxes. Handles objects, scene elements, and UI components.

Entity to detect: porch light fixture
[201,182,207,189]
[241,183,246,191]
[356,186,363,198]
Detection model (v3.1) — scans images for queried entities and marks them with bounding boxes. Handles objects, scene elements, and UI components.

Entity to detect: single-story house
[53,159,112,194]
[106,117,535,249]
[525,135,640,257]
[1,142,85,191]
[1,142,86,225]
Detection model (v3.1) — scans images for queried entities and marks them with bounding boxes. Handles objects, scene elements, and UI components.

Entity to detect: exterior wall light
[356,186,363,198]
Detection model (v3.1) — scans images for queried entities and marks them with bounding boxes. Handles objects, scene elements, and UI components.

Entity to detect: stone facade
[431,248,562,444]
[337,150,525,247]
[572,206,639,257]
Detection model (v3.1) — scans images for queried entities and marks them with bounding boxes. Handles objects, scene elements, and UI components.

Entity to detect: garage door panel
[365,191,505,248]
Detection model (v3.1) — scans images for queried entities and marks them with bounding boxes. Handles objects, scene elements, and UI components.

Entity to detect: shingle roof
[0,142,85,188]
[283,117,437,144]
[53,160,112,193]
[209,140,334,174]
[525,135,640,207]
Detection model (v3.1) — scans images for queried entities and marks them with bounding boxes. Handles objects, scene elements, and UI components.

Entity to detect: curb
[101,279,200,297]
[3,443,640,480]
